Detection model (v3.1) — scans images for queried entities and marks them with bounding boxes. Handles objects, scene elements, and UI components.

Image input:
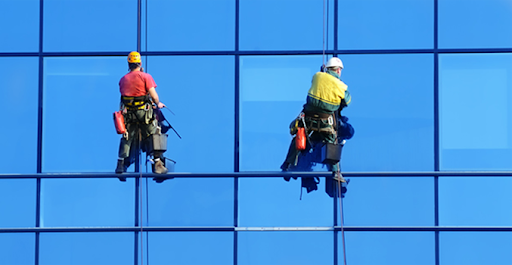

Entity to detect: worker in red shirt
[115,51,168,180]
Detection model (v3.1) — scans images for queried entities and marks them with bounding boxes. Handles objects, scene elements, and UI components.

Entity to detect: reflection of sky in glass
[148,232,233,265]
[440,177,512,226]
[440,53,512,170]
[0,180,36,227]
[344,177,434,226]
[339,54,434,171]
[0,57,38,174]
[440,232,512,265]
[0,0,39,52]
[39,233,133,265]
[239,55,323,171]
[439,0,512,48]
[238,177,333,227]
[145,0,235,51]
[40,179,134,227]
[442,68,507,149]
[43,0,136,52]
[345,232,435,265]
[0,233,35,265]
[146,178,233,227]
[146,55,234,173]
[339,0,433,49]
[43,57,125,173]
[238,232,332,265]
[239,0,334,51]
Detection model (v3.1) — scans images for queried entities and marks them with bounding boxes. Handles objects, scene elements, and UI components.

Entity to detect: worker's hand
[157,102,166,109]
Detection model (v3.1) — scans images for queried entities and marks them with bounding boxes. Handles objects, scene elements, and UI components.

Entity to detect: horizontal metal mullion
[2,226,512,233]
[235,227,335,231]
[2,48,512,58]
[0,172,333,179]
[336,226,512,232]
[0,227,234,233]
[2,171,512,179]
[0,52,40,57]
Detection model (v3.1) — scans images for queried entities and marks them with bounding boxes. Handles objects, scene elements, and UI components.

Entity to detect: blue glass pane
[344,177,434,226]
[344,232,434,265]
[440,232,512,265]
[439,54,512,170]
[42,57,127,173]
[0,57,38,174]
[144,232,233,265]
[239,55,323,171]
[40,179,134,227]
[144,178,233,226]
[239,0,334,51]
[439,0,512,49]
[144,56,234,172]
[39,232,133,265]
[238,231,332,265]
[339,0,433,49]
[340,54,434,171]
[0,233,35,265]
[240,54,434,172]
[144,0,235,51]
[439,177,512,226]
[0,180,36,227]
[0,0,39,52]
[239,177,333,227]
[43,0,136,52]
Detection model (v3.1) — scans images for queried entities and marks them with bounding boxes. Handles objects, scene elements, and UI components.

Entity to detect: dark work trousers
[282,116,339,172]
[118,108,158,160]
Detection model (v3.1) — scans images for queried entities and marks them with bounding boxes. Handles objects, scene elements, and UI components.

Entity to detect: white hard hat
[326,57,343,69]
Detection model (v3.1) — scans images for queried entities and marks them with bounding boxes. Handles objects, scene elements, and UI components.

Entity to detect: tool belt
[120,94,155,125]
[121,95,151,110]
[304,112,336,134]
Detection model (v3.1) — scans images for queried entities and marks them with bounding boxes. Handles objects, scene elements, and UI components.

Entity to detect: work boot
[333,171,346,183]
[115,159,126,182]
[153,159,168,174]
[280,162,290,172]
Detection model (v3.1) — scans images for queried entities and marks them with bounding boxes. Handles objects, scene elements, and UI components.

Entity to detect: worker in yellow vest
[281,57,353,173]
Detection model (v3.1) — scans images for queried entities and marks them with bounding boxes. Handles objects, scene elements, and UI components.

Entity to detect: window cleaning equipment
[296,127,306,150]
[113,111,126,134]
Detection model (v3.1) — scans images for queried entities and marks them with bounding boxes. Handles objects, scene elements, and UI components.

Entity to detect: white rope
[322,0,326,67]
[338,174,348,265]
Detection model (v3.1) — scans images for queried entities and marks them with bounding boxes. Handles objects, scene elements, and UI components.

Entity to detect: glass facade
[1,0,511,264]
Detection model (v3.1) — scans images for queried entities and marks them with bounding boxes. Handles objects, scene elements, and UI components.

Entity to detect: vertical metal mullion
[333,1,339,265]
[137,0,142,53]
[234,1,240,265]
[134,178,140,265]
[35,0,44,264]
[134,0,142,174]
[433,0,440,265]
[333,190,338,265]
[134,0,142,264]
[234,0,240,174]
[333,0,338,55]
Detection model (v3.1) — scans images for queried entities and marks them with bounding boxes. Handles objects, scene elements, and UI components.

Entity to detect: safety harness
[121,94,152,110]
[118,94,156,146]
[303,111,337,134]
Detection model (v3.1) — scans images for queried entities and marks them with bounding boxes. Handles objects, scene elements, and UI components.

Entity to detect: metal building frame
[1,0,512,264]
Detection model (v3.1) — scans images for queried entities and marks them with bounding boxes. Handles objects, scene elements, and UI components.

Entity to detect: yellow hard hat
[127,51,141,63]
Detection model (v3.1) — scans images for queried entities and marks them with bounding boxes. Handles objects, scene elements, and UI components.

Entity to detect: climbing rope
[137,129,146,265]
[322,0,326,67]
[337,171,347,265]
[136,127,151,265]
[324,0,347,262]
